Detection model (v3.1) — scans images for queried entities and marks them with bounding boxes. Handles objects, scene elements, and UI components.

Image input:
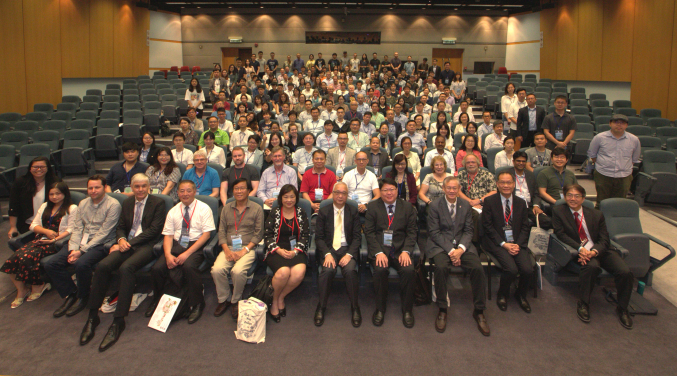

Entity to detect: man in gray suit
[326,132,356,179]
[209,70,228,104]
[426,176,489,336]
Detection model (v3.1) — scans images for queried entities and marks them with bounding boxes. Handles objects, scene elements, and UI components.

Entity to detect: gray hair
[131,173,150,186]
[193,149,208,159]
[333,181,348,192]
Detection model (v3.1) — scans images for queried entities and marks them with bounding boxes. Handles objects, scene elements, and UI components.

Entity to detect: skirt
[266,251,308,274]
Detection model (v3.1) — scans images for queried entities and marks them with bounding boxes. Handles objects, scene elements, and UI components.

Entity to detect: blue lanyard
[354,172,367,189]
[555,170,565,189]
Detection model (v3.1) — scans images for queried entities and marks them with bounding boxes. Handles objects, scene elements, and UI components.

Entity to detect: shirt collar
[570,207,584,217]
[135,195,149,206]
[182,199,197,212]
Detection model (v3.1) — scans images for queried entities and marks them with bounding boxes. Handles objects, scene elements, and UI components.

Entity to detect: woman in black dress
[263,184,309,322]
[2,182,76,308]
[8,157,60,238]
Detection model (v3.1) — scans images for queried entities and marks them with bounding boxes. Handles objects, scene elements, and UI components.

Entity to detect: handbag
[528,215,553,256]
[413,255,431,306]
[248,275,274,308]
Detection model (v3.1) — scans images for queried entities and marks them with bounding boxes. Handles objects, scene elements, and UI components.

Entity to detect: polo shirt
[342,168,379,204]
[106,161,148,193]
[299,168,337,201]
[198,128,230,147]
[182,166,221,196]
[542,112,577,148]
[536,166,578,200]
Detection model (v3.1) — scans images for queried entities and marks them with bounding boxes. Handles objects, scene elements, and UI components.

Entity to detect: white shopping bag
[235,298,268,344]
[528,215,552,256]
[148,294,181,333]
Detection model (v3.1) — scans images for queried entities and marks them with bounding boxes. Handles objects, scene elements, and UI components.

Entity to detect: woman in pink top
[455,133,483,172]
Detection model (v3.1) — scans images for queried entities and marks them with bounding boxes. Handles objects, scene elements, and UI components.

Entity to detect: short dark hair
[276,184,299,208]
[88,174,106,187]
[380,177,398,190]
[534,131,546,139]
[516,88,526,95]
[555,94,568,103]
[551,147,569,159]
[203,131,215,140]
[497,171,514,181]
[231,178,252,191]
[312,149,326,158]
[172,132,185,141]
[513,150,528,161]
[121,142,140,153]
[563,183,586,198]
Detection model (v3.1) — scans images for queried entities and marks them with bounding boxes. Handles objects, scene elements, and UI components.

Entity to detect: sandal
[27,283,51,302]
[11,290,30,309]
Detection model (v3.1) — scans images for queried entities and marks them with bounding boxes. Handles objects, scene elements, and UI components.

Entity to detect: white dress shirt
[162,199,216,242]
[570,207,594,251]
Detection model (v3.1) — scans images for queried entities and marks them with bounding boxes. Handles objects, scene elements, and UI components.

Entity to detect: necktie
[505,199,512,227]
[182,205,190,235]
[388,205,395,258]
[333,209,343,250]
[131,201,143,237]
[574,212,587,243]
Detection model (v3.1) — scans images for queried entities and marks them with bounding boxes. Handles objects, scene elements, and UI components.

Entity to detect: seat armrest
[9,231,37,251]
[152,240,164,256]
[645,233,677,274]
[202,231,218,261]
[547,234,578,271]
[610,240,629,259]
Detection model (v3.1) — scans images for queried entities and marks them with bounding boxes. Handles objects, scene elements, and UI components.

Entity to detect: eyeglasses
[31,166,47,170]
[381,188,397,193]
[233,187,248,192]
[565,193,583,199]
[333,191,348,196]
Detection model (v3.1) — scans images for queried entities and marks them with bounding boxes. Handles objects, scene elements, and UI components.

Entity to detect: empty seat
[647,118,671,130]
[574,115,592,124]
[143,101,162,133]
[123,110,143,125]
[85,89,102,97]
[570,106,589,115]
[105,89,121,96]
[142,94,159,103]
[31,130,60,151]
[101,102,121,113]
[24,112,48,126]
[70,119,95,136]
[569,93,586,100]
[640,108,662,122]
[590,99,610,109]
[123,79,137,85]
[75,110,97,125]
[123,95,140,103]
[83,95,101,104]
[56,130,95,176]
[594,115,611,126]
[628,117,644,126]
[638,136,662,157]
[588,93,606,101]
[99,110,120,121]
[626,125,653,136]
[106,84,121,90]
[1,131,29,150]
[103,95,120,103]
[61,95,82,107]
[123,89,139,96]
[121,123,142,144]
[33,104,54,119]
[94,119,121,159]
[139,83,154,90]
[615,108,637,117]
[570,87,585,94]
[123,102,142,111]
[0,112,23,126]
[0,121,9,133]
[14,121,39,138]
[612,100,632,111]
[140,89,156,96]
[570,99,588,108]
[592,107,613,119]
[656,127,677,146]
[570,123,595,163]
[42,120,67,138]
[56,103,78,118]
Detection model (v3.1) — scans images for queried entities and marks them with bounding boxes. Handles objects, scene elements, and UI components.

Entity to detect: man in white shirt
[293,133,319,180]
[410,102,430,129]
[350,53,360,73]
[321,100,337,121]
[347,119,370,150]
[484,121,507,151]
[230,116,254,148]
[342,151,381,214]
[420,95,433,115]
[216,108,233,134]
[360,113,377,136]
[507,88,528,137]
[393,104,408,133]
[355,94,370,115]
[304,107,323,133]
[298,100,314,125]
[453,101,476,123]
[317,121,338,152]
[424,136,455,173]
[477,111,494,141]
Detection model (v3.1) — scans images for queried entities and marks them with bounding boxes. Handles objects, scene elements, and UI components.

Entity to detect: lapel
[582,206,595,239]
[566,206,582,240]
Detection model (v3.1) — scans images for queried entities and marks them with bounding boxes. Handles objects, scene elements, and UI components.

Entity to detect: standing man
[516,93,546,148]
[390,52,402,72]
[340,51,350,70]
[329,53,341,70]
[350,53,360,74]
[440,62,455,87]
[266,52,279,75]
[209,70,227,105]
[587,114,640,207]
[315,52,326,70]
[326,132,355,178]
[292,53,305,73]
[403,56,415,76]
[365,178,418,328]
[370,53,381,72]
[542,95,577,150]
[507,88,528,148]
[427,176,489,335]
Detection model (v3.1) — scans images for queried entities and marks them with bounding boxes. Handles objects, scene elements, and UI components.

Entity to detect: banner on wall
[305,31,381,44]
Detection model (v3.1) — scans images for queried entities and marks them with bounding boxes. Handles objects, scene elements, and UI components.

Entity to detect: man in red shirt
[300,149,336,213]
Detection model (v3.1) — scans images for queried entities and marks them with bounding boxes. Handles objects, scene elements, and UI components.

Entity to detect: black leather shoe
[402,311,414,328]
[79,316,100,346]
[270,310,281,323]
[496,295,508,311]
[577,300,590,323]
[54,295,77,318]
[617,306,633,330]
[372,309,384,326]
[473,311,491,336]
[214,301,231,317]
[435,311,447,333]
[99,321,126,352]
[351,306,362,328]
[279,307,286,317]
[515,294,531,314]
[314,304,326,327]
[66,297,89,317]
[145,298,160,318]
[187,302,205,324]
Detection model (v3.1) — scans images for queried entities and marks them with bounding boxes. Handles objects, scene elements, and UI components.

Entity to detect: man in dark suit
[510,151,552,229]
[552,184,634,329]
[80,173,165,352]
[428,59,442,81]
[482,172,533,313]
[365,178,418,328]
[367,136,391,178]
[314,182,363,327]
[427,176,489,335]
[516,93,546,148]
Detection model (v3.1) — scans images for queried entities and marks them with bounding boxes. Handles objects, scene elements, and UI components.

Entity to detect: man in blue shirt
[182,149,220,197]
[105,143,147,197]
[266,52,279,75]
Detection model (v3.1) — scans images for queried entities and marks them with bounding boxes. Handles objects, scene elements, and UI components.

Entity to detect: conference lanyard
[467,171,478,190]
[234,167,244,180]
[246,151,254,164]
[515,174,526,196]
[354,172,367,189]
[233,208,248,234]
[275,169,284,187]
[555,170,565,189]
[195,171,206,190]
[48,204,63,227]
[387,209,395,229]
[276,210,299,244]
[338,152,345,168]
[182,203,197,232]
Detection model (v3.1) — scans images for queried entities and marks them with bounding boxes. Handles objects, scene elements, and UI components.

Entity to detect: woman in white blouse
[494,136,516,169]
[450,73,466,103]
[202,131,227,168]
[500,82,516,129]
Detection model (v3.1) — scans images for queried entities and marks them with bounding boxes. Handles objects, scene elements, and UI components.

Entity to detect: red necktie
[573,212,588,243]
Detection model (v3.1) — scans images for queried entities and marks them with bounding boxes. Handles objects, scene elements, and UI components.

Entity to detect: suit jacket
[428,65,442,81]
[383,121,402,139]
[365,198,418,258]
[368,150,391,177]
[315,202,362,259]
[509,168,542,208]
[115,194,166,249]
[426,196,476,258]
[552,204,610,257]
[326,146,356,170]
[516,105,546,140]
[481,193,530,249]
[345,110,363,121]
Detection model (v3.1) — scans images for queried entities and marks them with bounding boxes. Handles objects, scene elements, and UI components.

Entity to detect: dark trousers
[528,208,552,230]
[88,244,156,317]
[578,251,633,309]
[151,241,205,308]
[593,170,633,208]
[523,130,537,148]
[318,247,359,308]
[42,244,108,299]
[372,253,415,313]
[432,251,486,310]
[483,242,533,298]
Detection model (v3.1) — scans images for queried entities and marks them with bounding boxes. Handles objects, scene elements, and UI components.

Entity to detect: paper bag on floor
[148,294,181,333]
[235,298,267,344]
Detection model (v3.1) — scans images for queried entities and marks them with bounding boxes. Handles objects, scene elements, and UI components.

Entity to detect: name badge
[504,226,514,243]
[555,129,564,141]
[273,188,281,198]
[80,233,89,246]
[384,230,393,247]
[336,169,344,180]
[289,236,297,250]
[124,187,133,193]
[560,192,564,199]
[179,235,190,248]
[151,188,160,194]
[350,191,359,201]
[231,235,243,251]
[314,188,324,201]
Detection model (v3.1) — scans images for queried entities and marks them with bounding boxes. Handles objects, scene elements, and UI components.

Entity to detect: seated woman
[263,132,292,170]
[453,112,471,135]
[2,182,76,308]
[494,136,516,170]
[436,123,454,152]
[455,133,483,171]
[285,123,300,154]
[418,156,451,208]
[8,157,60,237]
[377,123,395,155]
[428,111,449,135]
[394,136,421,182]
[263,184,310,323]
[179,117,200,147]
[202,131,227,168]
[139,132,158,165]
[385,154,418,206]
[146,146,181,202]
[244,134,264,171]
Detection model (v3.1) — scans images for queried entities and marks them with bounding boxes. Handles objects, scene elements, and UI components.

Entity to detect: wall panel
[667,5,677,120]
[133,8,150,76]
[0,1,28,114]
[113,0,134,77]
[576,0,603,81]
[539,8,558,79]
[60,0,90,78]
[90,0,115,77]
[556,0,578,80]
[602,0,634,82]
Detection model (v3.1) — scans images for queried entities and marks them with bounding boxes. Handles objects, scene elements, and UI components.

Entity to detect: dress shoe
[213,301,231,317]
[270,310,281,323]
[435,311,447,333]
[515,294,531,314]
[402,311,415,328]
[99,321,126,352]
[372,309,384,327]
[145,298,160,318]
[314,304,326,327]
[473,311,491,336]
[54,295,77,318]
[187,302,205,324]
[231,303,239,320]
[577,300,590,323]
[279,307,286,317]
[496,295,508,311]
[79,316,100,346]
[616,306,633,330]
[351,306,362,328]
[66,297,88,317]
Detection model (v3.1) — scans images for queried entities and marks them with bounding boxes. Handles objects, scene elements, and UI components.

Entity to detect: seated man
[457,154,496,209]
[365,178,418,328]
[105,143,147,196]
[198,116,230,148]
[257,146,298,208]
[219,146,260,205]
[43,175,122,318]
[536,147,577,212]
[424,135,454,170]
[396,120,426,157]
[510,151,551,229]
[342,151,381,216]
[148,180,216,324]
[346,119,370,151]
[367,136,390,178]
[182,149,220,198]
[360,113,377,136]
[481,172,533,314]
[211,178,264,319]
[314,182,362,327]
[525,132,552,172]
[300,150,336,214]
[80,174,165,351]
[316,120,338,152]
[172,132,194,170]
[484,121,507,151]
[552,184,634,329]
[427,176,489,335]
[293,133,318,181]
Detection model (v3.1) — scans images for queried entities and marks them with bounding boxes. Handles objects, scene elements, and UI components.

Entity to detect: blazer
[378,133,397,152]
[426,196,476,258]
[209,77,227,95]
[365,198,418,258]
[263,206,310,258]
[515,105,546,140]
[509,168,542,208]
[385,172,418,205]
[8,174,59,229]
[315,202,362,259]
[552,204,610,257]
[326,146,356,170]
[115,194,166,249]
[345,110,363,121]
[367,150,391,177]
[481,193,530,249]
[428,65,442,81]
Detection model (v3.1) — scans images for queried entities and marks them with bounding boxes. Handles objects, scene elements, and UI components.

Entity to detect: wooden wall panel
[667,6,677,120]
[602,0,634,81]
[60,0,91,78]
[132,7,150,76]
[539,8,558,79]
[576,0,603,81]
[90,0,115,77]
[23,0,62,112]
[113,0,135,77]
[556,0,578,80]
[631,0,675,115]
[0,1,28,114]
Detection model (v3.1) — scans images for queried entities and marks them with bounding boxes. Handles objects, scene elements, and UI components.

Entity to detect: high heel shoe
[270,310,281,323]
[11,290,30,309]
[279,307,286,317]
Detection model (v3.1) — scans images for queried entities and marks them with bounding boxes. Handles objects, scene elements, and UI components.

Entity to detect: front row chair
[634,150,677,206]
